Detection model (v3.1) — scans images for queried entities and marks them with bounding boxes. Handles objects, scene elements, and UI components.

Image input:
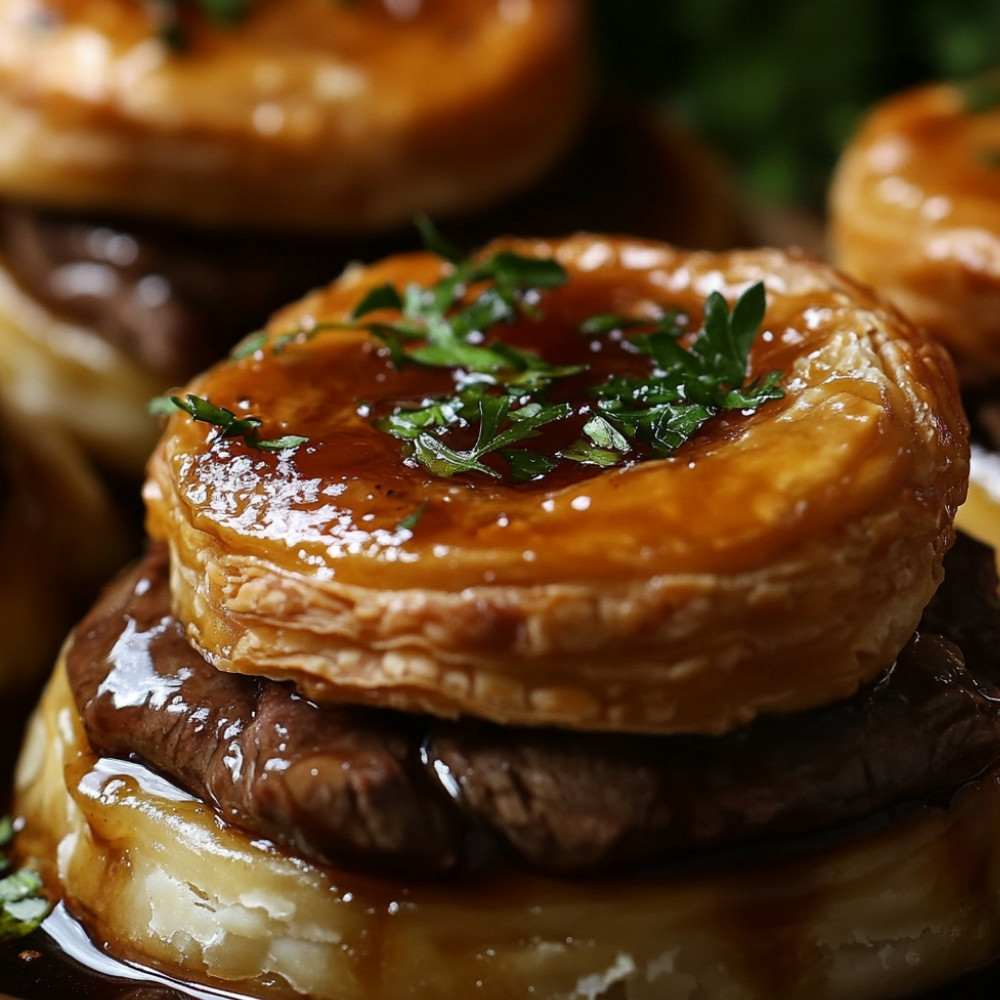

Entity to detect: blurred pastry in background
[0,1,754,478]
[828,72,1000,557]
[0,393,129,699]
[829,74,1000,369]
[0,0,591,474]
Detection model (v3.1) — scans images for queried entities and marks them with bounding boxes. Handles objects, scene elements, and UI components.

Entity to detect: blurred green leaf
[593,0,1000,208]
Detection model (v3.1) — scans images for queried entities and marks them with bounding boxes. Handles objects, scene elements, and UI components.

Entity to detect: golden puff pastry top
[0,0,588,232]
[144,235,969,735]
[830,77,1000,370]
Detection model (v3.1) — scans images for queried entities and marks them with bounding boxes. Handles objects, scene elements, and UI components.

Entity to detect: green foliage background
[594,0,1000,210]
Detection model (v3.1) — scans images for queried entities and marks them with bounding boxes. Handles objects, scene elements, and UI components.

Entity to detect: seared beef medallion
[67,533,1000,878]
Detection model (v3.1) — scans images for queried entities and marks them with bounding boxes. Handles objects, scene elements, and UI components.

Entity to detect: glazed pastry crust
[830,80,1000,370]
[15,657,1000,1000]
[144,236,969,735]
[0,0,588,233]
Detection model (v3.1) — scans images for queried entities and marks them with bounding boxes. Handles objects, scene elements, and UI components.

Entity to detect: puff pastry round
[15,655,1000,1000]
[829,78,1000,370]
[144,235,968,735]
[0,0,589,233]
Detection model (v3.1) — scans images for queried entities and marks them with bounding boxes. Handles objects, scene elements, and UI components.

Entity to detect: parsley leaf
[396,501,428,532]
[150,394,308,452]
[700,282,767,387]
[501,448,561,482]
[0,817,49,941]
[414,213,465,265]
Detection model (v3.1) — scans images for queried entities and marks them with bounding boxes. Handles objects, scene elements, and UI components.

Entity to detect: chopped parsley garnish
[154,223,783,483]
[343,234,783,481]
[571,281,783,462]
[347,224,571,381]
[149,394,308,452]
[0,816,49,941]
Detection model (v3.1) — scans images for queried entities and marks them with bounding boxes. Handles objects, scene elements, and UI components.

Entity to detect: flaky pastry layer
[0,0,587,232]
[16,655,1000,1000]
[830,80,1000,370]
[144,236,969,734]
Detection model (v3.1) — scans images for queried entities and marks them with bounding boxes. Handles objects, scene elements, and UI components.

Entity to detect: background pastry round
[16,655,1000,1000]
[829,79,1000,371]
[0,394,130,695]
[145,236,969,736]
[0,0,589,233]
[0,253,166,476]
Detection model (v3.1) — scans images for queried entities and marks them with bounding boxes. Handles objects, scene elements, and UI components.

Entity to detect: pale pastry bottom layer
[14,657,1000,1000]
